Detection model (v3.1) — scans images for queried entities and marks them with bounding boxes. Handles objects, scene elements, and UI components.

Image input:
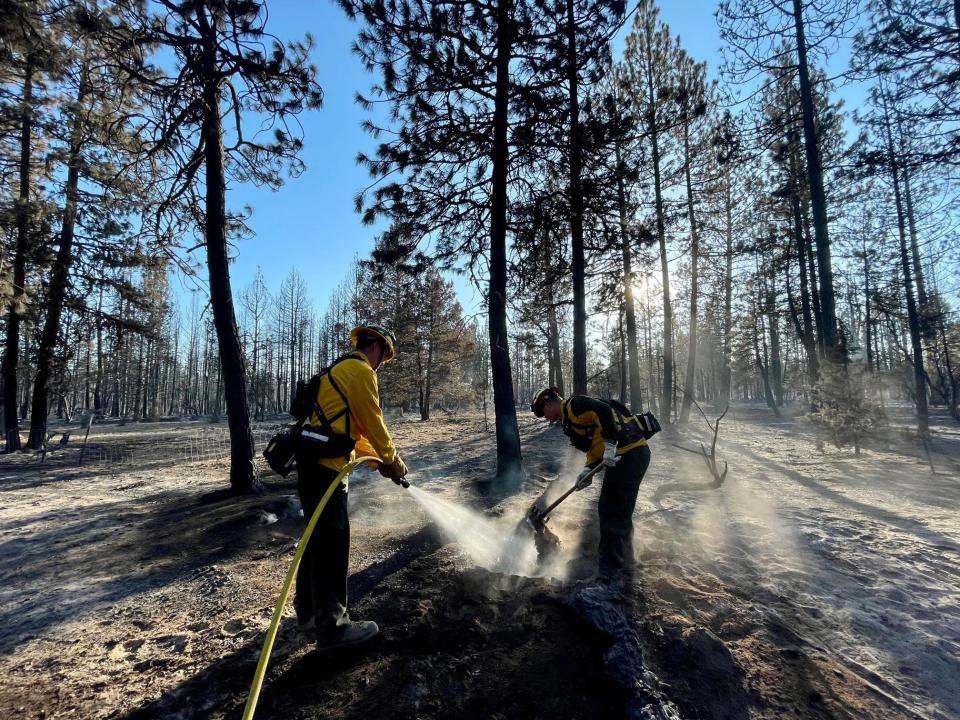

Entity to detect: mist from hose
[406,485,539,576]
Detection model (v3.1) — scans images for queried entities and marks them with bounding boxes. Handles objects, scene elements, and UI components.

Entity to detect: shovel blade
[525,504,547,533]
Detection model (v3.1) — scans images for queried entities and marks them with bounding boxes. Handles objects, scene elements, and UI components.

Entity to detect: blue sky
[205,0,850,318]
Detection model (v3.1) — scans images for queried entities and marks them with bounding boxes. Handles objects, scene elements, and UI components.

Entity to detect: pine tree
[0,0,63,451]
[113,0,322,491]
[810,347,885,455]
[759,60,849,396]
[408,271,473,419]
[673,52,710,423]
[339,0,530,482]
[27,4,153,447]
[877,83,929,434]
[711,111,744,406]
[855,0,960,167]
[719,0,859,361]
[522,0,626,393]
[511,190,570,399]
[240,268,270,421]
[621,0,683,423]
[601,71,645,412]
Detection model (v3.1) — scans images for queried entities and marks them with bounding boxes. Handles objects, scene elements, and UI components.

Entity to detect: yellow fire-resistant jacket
[312,351,397,473]
[561,395,647,467]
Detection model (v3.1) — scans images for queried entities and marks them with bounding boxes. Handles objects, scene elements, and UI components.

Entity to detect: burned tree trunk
[3,60,34,452]
[721,167,734,405]
[679,116,700,423]
[489,0,522,482]
[792,0,839,357]
[199,12,259,491]
[881,88,928,434]
[616,146,643,412]
[28,63,90,449]
[566,0,587,394]
[789,132,819,386]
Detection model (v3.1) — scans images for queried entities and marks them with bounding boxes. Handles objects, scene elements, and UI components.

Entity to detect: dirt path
[1,408,957,719]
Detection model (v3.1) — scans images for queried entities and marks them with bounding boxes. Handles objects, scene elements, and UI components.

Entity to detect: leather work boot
[315,620,379,652]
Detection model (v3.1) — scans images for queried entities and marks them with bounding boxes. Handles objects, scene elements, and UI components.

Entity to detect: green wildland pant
[597,443,651,572]
[295,465,350,635]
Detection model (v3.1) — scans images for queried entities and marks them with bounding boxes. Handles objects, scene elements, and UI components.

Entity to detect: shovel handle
[539,463,605,519]
[538,485,577,519]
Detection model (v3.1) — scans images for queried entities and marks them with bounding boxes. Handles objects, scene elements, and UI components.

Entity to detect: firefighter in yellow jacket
[531,387,651,576]
[295,324,407,651]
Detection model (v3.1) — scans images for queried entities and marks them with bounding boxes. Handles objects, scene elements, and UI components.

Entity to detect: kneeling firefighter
[530,387,657,575]
[292,324,408,650]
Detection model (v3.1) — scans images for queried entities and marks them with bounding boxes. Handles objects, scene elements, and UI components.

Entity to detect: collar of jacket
[344,350,371,368]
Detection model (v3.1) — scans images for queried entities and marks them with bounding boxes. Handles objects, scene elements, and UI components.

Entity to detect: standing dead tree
[652,400,729,502]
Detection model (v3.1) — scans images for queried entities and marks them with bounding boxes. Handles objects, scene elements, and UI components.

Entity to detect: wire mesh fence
[64,422,287,468]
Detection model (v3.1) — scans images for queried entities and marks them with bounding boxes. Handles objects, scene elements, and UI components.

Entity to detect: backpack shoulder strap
[311,353,367,433]
[563,396,595,430]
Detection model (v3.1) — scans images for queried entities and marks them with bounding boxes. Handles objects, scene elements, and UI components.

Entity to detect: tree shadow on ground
[641,441,958,719]
[633,489,903,720]
[113,524,448,720]
[0,486,295,655]
[729,440,960,554]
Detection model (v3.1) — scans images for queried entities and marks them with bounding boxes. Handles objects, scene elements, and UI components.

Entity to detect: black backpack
[560,397,660,455]
[290,374,324,422]
[262,355,361,476]
[262,429,298,478]
[608,398,661,441]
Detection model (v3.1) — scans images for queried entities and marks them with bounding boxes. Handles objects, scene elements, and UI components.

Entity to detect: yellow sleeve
[340,360,397,464]
[353,436,382,469]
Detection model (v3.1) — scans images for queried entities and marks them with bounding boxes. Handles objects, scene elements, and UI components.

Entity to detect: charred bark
[679,117,699,423]
[28,64,90,449]
[200,9,260,491]
[616,146,642,412]
[792,0,838,356]
[567,0,587,394]
[3,60,34,452]
[489,0,522,482]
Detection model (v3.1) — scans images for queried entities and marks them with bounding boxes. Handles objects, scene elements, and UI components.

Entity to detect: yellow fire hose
[241,455,380,720]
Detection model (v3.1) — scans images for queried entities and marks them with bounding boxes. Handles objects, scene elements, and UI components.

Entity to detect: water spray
[525,463,603,533]
[405,485,541,576]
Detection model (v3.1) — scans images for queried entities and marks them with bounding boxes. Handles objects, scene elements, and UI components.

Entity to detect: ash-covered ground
[0,405,957,719]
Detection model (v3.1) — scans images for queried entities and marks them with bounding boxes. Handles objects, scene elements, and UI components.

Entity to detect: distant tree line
[0,260,482,426]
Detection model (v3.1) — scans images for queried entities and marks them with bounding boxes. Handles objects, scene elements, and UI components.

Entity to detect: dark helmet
[350,324,397,363]
[530,386,562,417]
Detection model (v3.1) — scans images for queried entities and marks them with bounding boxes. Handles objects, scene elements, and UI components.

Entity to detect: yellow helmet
[530,386,561,417]
[350,324,397,363]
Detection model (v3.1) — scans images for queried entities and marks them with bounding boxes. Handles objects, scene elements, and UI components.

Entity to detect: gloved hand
[379,454,409,487]
[602,441,619,467]
[575,466,594,490]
